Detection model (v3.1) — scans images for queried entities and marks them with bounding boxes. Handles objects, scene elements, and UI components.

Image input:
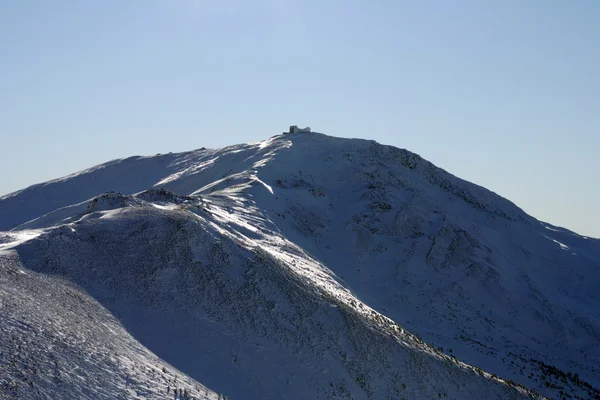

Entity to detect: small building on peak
[284,125,311,134]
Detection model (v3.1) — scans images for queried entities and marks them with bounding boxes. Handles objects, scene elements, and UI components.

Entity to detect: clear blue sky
[1,1,598,237]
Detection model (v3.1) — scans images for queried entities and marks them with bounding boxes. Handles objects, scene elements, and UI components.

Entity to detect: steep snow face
[1,131,599,399]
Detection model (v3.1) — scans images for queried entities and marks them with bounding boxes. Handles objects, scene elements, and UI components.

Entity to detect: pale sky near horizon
[1,1,599,237]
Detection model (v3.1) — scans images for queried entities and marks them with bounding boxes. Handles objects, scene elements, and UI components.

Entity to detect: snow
[251,175,274,195]
[1,201,537,400]
[0,247,222,400]
[1,130,598,399]
[551,239,570,251]
[0,231,42,255]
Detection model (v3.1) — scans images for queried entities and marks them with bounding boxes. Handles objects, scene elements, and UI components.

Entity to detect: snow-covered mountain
[1,131,598,400]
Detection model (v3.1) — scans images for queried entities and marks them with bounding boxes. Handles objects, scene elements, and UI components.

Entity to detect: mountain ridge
[1,132,533,232]
[1,131,598,399]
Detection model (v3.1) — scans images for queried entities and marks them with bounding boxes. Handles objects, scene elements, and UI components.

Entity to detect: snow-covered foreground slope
[0,245,221,400]
[1,131,598,399]
[1,196,536,400]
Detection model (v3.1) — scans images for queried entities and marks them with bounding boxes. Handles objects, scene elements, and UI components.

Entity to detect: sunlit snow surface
[1,132,598,399]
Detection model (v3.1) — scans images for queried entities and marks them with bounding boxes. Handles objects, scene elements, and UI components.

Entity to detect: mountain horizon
[1,131,598,399]
[1,132,595,241]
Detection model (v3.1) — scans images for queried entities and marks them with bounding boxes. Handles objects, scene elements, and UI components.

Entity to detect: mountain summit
[1,131,598,399]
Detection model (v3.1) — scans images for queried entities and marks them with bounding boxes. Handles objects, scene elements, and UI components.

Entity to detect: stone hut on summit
[284,125,311,134]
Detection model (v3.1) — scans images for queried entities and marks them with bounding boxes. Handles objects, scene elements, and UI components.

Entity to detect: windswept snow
[1,131,598,399]
[1,197,538,400]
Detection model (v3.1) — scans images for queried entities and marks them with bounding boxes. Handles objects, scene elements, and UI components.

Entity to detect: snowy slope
[1,131,598,399]
[1,194,537,400]
[0,232,223,400]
